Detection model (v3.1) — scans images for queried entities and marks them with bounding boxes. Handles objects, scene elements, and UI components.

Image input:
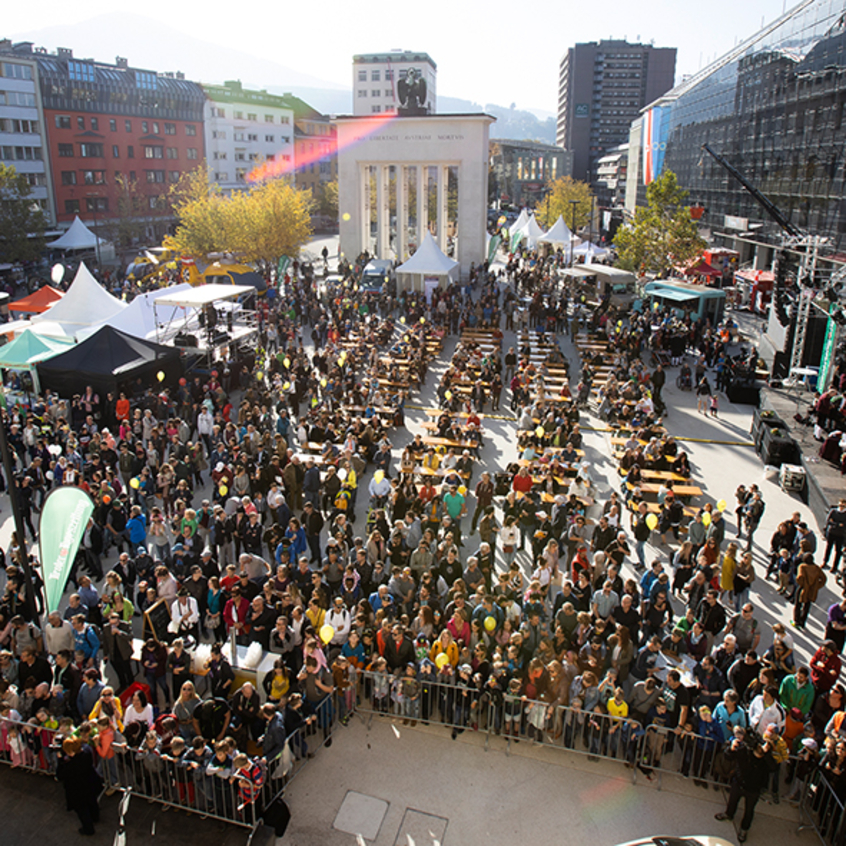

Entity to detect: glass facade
[632,0,846,252]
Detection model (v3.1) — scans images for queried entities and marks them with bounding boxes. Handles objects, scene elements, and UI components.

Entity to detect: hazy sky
[6,0,795,111]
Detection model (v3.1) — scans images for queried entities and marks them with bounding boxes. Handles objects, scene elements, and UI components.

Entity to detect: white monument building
[334,113,494,280]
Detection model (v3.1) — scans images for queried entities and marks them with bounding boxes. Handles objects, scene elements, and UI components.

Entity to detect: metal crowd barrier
[798,767,846,846]
[0,696,337,834]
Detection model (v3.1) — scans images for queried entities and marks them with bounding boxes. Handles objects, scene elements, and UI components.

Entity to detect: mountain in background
[11,14,556,134]
[440,96,557,144]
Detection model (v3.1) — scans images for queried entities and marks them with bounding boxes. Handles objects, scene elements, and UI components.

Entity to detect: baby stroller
[676,364,692,391]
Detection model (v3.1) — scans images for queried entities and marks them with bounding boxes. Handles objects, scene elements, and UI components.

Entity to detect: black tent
[36,325,183,398]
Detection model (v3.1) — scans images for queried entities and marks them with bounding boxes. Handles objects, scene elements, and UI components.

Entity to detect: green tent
[0,328,76,394]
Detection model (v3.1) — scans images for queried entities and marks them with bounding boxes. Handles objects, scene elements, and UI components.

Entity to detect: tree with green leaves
[614,170,705,277]
[536,176,594,230]
[0,163,46,264]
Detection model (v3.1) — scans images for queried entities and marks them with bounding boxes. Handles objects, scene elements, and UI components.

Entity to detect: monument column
[436,165,449,252]
[417,165,428,247]
[397,165,408,262]
[360,164,371,254]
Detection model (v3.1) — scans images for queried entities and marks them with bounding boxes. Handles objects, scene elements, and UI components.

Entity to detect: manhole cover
[393,808,449,846]
[333,791,389,841]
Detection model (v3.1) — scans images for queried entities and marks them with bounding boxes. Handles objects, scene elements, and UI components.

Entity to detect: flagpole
[0,409,38,619]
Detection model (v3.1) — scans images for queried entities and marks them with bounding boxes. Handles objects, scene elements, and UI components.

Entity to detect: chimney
[116,56,128,68]
[57,47,73,59]
[176,71,184,80]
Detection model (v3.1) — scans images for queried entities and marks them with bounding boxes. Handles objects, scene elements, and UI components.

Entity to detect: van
[361,259,393,294]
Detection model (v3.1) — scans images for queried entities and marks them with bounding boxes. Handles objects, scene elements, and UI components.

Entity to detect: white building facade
[0,47,55,223]
[352,51,436,116]
[335,113,493,277]
[202,81,295,192]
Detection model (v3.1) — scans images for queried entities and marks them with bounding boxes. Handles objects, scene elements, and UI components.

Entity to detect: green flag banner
[40,487,94,613]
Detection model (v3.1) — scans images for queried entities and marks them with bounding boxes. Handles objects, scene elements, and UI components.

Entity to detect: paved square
[333,790,390,841]
[393,809,449,846]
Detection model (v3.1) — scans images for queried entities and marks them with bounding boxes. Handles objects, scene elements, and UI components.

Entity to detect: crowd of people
[0,244,842,843]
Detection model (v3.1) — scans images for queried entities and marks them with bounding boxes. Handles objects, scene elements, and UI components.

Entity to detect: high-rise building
[0,41,55,224]
[556,40,676,183]
[489,139,573,208]
[352,51,436,116]
[203,81,295,193]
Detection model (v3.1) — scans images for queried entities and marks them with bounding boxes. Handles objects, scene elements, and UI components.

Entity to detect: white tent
[539,215,579,247]
[510,208,530,233]
[47,216,108,251]
[575,241,610,261]
[511,213,545,250]
[76,282,193,341]
[31,262,126,336]
[396,231,459,294]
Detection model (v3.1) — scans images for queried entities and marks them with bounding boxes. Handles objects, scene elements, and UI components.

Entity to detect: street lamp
[569,199,580,268]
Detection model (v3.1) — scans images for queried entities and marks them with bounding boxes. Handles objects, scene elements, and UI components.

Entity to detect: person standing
[470,472,494,535]
[57,736,102,836]
[823,499,846,575]
[714,732,776,842]
[793,553,826,630]
[102,611,135,692]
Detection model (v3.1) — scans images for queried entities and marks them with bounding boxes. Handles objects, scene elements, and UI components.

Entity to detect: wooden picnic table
[626,481,703,498]
[421,435,478,451]
[422,408,485,419]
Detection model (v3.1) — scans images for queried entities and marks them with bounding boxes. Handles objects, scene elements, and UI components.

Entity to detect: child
[94,715,119,794]
[136,730,164,798]
[401,663,420,726]
[165,736,195,807]
[503,678,523,741]
[370,657,390,713]
[205,739,233,818]
[332,656,355,725]
[184,736,212,813]
[709,394,719,417]
[230,753,265,819]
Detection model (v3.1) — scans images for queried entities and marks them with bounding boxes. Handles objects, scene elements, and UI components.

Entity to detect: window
[186,147,198,160]
[68,61,95,84]
[169,171,181,183]
[61,171,77,185]
[214,108,225,118]
[25,173,45,187]
[141,121,148,133]
[0,119,38,133]
[90,118,99,131]
[146,170,165,183]
[64,199,80,214]
[58,143,74,157]
[112,145,120,157]
[371,89,380,97]
[233,132,245,142]
[358,90,367,98]
[55,115,72,130]
[148,196,160,209]
[167,147,178,159]
[2,62,33,81]
[213,151,227,160]
[164,122,176,135]
[385,70,393,81]
[248,152,259,161]
[152,122,159,135]
[212,130,227,140]
[127,145,134,158]
[234,111,243,119]
[282,154,291,162]
[129,170,136,181]
[1,145,43,161]
[281,136,290,144]
[85,197,108,212]
[247,133,258,142]
[79,143,104,157]
[265,134,274,142]
[236,168,247,182]
[371,70,380,81]
[372,105,381,113]
[81,170,106,185]
[265,114,274,123]
[235,152,246,162]
[185,124,197,136]
[215,172,228,181]
[358,70,367,82]
[247,113,257,122]
[125,120,132,132]
[136,71,157,90]
[77,116,85,130]
[144,145,164,159]
[279,116,290,124]
[3,92,35,107]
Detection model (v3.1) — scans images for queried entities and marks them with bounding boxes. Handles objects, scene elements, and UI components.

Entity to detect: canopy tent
[0,329,76,394]
[31,263,126,336]
[574,241,610,261]
[47,216,108,251]
[76,283,193,342]
[198,262,268,295]
[36,324,183,399]
[155,283,256,308]
[510,213,545,250]
[539,215,577,247]
[682,259,722,278]
[9,286,65,315]
[510,208,530,234]
[396,231,459,294]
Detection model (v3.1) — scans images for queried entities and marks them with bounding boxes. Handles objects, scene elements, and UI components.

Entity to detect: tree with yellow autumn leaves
[168,166,313,272]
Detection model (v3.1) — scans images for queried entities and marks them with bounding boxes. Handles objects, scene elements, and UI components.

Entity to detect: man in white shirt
[44,612,75,657]
[325,597,352,647]
[748,684,785,734]
[170,589,200,642]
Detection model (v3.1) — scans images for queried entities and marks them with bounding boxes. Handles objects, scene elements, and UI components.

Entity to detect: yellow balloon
[337,357,345,366]
[717,499,727,512]
[400,316,406,324]
[702,512,712,527]
[645,513,658,530]
[374,469,385,483]
[458,485,467,496]
[129,477,140,489]
[484,615,497,632]
[283,381,291,390]
[319,624,335,644]
[156,370,165,382]
[218,484,228,497]
[256,371,264,380]
[320,378,327,388]
[435,652,449,669]
[283,357,291,368]
[444,390,452,400]
[535,426,544,438]
[419,317,426,324]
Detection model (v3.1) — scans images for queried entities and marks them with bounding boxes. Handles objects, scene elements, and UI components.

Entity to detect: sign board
[724,215,749,231]
[575,104,589,118]
[143,597,172,644]
[818,305,837,390]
